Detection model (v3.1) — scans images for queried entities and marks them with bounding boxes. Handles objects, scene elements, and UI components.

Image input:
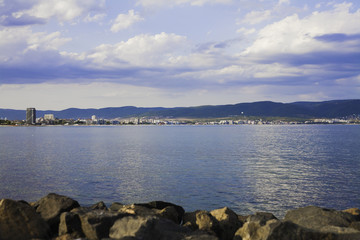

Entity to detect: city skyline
[1,0,360,110]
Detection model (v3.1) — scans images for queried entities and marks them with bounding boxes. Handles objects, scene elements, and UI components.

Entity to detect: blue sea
[0,125,359,218]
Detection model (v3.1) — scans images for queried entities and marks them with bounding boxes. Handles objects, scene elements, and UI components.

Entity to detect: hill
[1,99,359,120]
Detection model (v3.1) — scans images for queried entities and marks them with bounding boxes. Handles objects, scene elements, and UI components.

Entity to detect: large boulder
[71,207,129,240]
[210,207,242,240]
[246,212,277,225]
[109,215,190,240]
[91,201,108,210]
[284,206,359,231]
[0,199,51,240]
[113,203,181,224]
[183,210,221,237]
[234,218,360,240]
[59,211,85,239]
[32,193,80,233]
[135,201,185,224]
[343,208,360,219]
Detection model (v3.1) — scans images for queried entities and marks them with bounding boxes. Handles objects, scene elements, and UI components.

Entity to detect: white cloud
[136,0,232,7]
[84,13,106,23]
[84,32,188,68]
[20,0,105,22]
[237,27,256,35]
[243,3,360,56]
[0,27,71,65]
[277,0,290,6]
[110,10,144,33]
[26,31,71,52]
[241,10,271,25]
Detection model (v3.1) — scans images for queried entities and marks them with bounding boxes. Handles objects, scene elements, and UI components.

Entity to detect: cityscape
[1,107,359,126]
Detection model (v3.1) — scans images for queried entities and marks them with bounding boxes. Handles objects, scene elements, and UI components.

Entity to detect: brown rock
[183,210,221,237]
[349,222,360,231]
[135,200,185,224]
[115,203,181,224]
[91,201,108,210]
[0,199,51,240]
[210,207,242,240]
[109,215,189,240]
[284,206,358,230]
[233,219,352,240]
[72,208,128,240]
[343,208,360,218]
[33,193,80,234]
[110,202,124,212]
[247,212,277,226]
[59,211,85,238]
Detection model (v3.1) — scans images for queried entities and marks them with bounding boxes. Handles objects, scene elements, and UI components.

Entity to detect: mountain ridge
[1,99,360,120]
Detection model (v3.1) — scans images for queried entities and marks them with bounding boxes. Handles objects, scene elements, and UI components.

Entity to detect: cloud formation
[110,10,144,32]
[0,0,360,109]
[0,0,105,26]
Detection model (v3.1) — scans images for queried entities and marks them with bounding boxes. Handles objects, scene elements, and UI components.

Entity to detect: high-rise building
[26,108,36,125]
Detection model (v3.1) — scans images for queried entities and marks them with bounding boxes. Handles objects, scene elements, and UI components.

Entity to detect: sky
[0,0,360,110]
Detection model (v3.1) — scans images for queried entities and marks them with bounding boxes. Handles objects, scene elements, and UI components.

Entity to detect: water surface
[0,125,359,217]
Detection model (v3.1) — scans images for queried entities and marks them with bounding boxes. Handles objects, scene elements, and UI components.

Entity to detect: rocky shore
[0,193,360,240]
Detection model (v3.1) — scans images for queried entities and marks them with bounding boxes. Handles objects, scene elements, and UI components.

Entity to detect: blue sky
[0,0,359,110]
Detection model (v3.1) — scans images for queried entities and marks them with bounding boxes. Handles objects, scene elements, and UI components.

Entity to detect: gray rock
[110,202,124,212]
[59,211,85,238]
[135,201,185,224]
[350,222,360,231]
[342,208,360,220]
[183,210,221,237]
[247,212,277,226]
[114,203,181,224]
[72,208,129,240]
[33,193,80,234]
[234,219,340,240]
[234,218,282,240]
[235,214,360,240]
[284,206,359,230]
[109,215,189,240]
[91,201,108,210]
[210,207,242,240]
[0,199,51,240]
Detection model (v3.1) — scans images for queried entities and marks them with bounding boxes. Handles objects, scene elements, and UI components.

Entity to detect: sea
[0,125,359,218]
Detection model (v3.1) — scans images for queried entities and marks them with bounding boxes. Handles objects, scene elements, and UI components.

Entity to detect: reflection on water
[0,125,359,218]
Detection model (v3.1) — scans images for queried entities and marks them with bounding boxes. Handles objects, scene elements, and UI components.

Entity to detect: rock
[110,202,124,212]
[109,215,190,240]
[234,218,282,240]
[183,231,219,240]
[234,219,354,240]
[59,211,85,239]
[284,206,359,230]
[0,199,51,240]
[135,201,185,224]
[91,201,108,210]
[159,205,182,224]
[115,203,181,224]
[247,212,277,226]
[183,210,221,237]
[350,222,360,231]
[72,208,129,240]
[54,233,75,240]
[210,207,242,240]
[343,208,360,218]
[33,193,80,234]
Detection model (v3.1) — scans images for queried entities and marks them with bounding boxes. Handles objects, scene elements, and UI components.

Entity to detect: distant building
[26,108,36,125]
[44,114,55,121]
[91,115,97,124]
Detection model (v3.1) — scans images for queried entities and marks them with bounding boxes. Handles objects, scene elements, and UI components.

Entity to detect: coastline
[1,193,359,240]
